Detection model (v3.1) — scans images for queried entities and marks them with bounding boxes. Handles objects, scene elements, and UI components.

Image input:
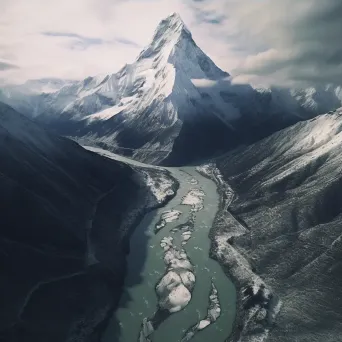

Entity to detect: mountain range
[1,13,342,165]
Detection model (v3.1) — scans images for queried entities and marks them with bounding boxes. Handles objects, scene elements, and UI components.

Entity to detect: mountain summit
[152,12,191,42]
[142,13,189,43]
[138,13,228,80]
[137,12,192,60]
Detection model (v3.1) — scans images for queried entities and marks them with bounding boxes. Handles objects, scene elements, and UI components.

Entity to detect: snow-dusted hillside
[215,107,342,342]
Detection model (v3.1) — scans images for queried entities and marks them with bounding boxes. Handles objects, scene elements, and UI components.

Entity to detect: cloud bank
[0,0,341,87]
[229,0,342,87]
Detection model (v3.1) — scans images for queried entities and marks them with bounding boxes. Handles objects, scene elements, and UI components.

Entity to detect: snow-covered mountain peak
[167,12,185,21]
[151,12,190,43]
[136,13,228,84]
[161,12,188,28]
[137,13,192,62]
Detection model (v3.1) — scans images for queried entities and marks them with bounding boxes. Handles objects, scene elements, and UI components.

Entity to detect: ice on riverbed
[198,319,211,330]
[156,270,193,313]
[161,236,173,244]
[161,283,192,313]
[171,221,193,234]
[160,236,173,251]
[181,281,221,341]
[138,317,153,342]
[156,235,195,313]
[180,270,196,289]
[182,231,192,241]
[163,210,182,222]
[156,271,182,295]
[155,210,182,233]
[164,248,193,271]
[170,257,193,271]
[182,188,205,212]
[181,230,192,246]
[190,178,198,185]
[155,221,166,232]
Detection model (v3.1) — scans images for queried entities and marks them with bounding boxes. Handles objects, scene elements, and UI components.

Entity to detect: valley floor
[86,147,238,342]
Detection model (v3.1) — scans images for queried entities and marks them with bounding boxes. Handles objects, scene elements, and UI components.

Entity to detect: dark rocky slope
[0,102,177,342]
[215,108,342,342]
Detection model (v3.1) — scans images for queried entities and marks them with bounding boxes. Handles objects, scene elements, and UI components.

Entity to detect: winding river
[84,147,236,342]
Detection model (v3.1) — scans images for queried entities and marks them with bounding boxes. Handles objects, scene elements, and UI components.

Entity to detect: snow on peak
[154,12,190,39]
[137,13,192,62]
[167,12,184,21]
[135,13,227,85]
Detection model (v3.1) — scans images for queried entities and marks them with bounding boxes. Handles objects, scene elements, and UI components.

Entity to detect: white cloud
[191,78,218,88]
[211,0,342,86]
[1,0,340,86]
[0,0,243,84]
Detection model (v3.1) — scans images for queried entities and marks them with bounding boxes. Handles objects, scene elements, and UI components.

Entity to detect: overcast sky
[1,0,341,87]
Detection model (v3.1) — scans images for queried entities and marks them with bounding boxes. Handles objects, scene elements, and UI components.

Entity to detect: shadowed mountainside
[0,102,176,342]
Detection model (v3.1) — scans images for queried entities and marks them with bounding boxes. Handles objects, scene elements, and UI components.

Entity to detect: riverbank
[196,164,281,342]
[82,147,180,342]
